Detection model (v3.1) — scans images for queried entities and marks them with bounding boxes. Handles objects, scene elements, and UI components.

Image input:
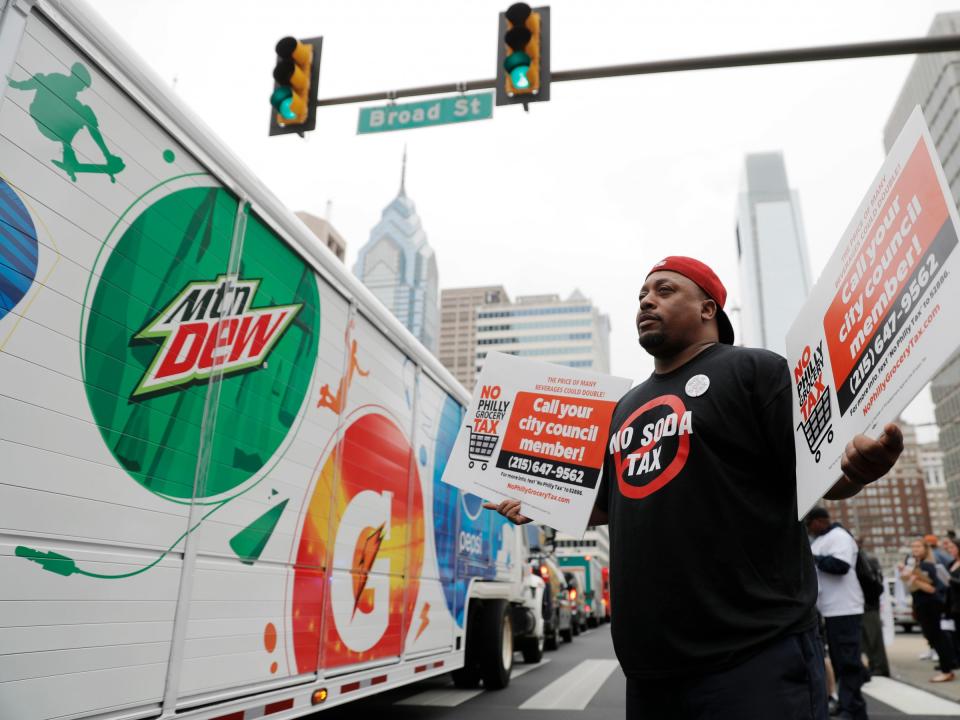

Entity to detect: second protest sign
[442,352,632,536]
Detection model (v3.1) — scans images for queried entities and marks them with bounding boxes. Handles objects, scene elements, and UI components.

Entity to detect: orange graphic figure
[318,322,369,413]
[351,523,386,619]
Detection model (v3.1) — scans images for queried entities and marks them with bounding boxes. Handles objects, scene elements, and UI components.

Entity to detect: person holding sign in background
[487,256,903,720]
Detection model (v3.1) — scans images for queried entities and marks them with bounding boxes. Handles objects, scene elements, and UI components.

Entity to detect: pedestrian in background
[927,534,953,583]
[488,257,904,720]
[856,539,890,678]
[807,508,868,720]
[900,538,957,682]
[944,537,960,662]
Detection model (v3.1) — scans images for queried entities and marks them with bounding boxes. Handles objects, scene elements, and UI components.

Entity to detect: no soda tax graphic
[441,352,632,537]
[787,106,960,518]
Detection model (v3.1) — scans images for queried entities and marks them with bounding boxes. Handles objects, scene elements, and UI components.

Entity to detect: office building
[294,211,346,262]
[353,150,439,353]
[824,421,931,573]
[475,290,611,376]
[439,285,509,389]
[884,12,960,526]
[734,152,814,356]
[555,526,610,567]
[922,442,954,536]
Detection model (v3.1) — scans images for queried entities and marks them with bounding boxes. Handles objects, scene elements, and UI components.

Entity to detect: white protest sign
[787,106,960,519]
[441,352,632,537]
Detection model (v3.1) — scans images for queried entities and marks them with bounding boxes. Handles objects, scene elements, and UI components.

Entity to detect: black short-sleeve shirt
[598,343,817,679]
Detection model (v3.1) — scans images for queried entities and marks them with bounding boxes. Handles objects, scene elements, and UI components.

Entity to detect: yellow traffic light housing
[497,4,550,108]
[504,4,540,95]
[269,36,323,137]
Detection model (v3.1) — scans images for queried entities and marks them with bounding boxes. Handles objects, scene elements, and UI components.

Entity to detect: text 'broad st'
[358,93,493,134]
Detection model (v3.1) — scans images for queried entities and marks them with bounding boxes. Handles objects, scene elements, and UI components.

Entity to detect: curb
[890,670,960,704]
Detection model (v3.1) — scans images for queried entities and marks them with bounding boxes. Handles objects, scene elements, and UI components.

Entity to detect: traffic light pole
[315,34,960,107]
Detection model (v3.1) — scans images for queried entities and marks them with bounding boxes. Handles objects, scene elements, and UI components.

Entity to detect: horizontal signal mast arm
[315,34,960,107]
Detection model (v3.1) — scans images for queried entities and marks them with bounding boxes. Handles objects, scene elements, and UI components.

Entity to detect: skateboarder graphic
[8,62,125,182]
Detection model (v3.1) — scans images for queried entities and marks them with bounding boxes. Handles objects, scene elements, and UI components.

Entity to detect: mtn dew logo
[83,183,320,500]
[132,274,301,398]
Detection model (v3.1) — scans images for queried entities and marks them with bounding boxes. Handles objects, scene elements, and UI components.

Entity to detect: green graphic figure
[8,62,125,182]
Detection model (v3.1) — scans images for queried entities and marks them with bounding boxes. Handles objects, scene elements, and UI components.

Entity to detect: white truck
[0,2,543,718]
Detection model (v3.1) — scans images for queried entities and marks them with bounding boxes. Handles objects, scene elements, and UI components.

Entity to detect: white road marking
[512,658,551,678]
[395,659,551,707]
[396,687,484,707]
[862,676,960,716]
[518,659,620,711]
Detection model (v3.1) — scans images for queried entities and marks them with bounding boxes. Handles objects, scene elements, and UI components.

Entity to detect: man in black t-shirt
[487,256,903,720]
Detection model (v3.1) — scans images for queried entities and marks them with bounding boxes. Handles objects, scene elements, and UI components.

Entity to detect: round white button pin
[685,374,710,397]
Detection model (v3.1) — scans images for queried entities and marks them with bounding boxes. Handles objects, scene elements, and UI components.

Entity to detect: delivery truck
[557,554,606,628]
[0,2,544,718]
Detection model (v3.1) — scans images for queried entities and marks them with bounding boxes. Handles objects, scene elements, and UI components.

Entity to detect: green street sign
[358,93,493,134]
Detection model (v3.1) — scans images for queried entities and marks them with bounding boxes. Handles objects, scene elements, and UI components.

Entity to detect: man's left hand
[840,422,904,486]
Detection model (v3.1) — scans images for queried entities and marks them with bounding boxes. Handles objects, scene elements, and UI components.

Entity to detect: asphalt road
[309,623,960,719]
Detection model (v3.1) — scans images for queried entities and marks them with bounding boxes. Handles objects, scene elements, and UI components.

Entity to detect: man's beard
[638,331,666,351]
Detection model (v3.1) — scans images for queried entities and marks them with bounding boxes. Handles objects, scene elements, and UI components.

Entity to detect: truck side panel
[1,13,218,719]
[0,6,520,719]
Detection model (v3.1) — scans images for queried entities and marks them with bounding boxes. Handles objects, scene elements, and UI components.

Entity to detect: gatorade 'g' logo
[292,411,425,671]
[132,274,301,397]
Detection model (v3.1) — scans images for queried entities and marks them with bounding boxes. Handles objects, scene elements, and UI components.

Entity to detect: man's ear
[701,298,718,322]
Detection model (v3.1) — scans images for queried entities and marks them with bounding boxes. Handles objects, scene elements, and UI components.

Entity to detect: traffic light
[269,36,323,137]
[496,4,550,108]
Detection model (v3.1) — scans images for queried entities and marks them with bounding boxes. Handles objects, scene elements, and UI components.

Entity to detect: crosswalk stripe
[862,676,960,716]
[396,658,551,707]
[512,658,551,678]
[518,659,620,711]
[396,686,484,707]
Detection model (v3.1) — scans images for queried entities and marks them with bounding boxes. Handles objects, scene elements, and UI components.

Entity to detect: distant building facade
[294,211,346,262]
[438,286,509,389]
[474,290,611,377]
[734,152,813,356]
[555,526,610,568]
[921,442,954,536]
[353,152,439,353]
[884,12,960,526]
[825,422,931,573]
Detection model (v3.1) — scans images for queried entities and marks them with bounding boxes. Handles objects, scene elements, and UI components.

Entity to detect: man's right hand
[483,499,532,525]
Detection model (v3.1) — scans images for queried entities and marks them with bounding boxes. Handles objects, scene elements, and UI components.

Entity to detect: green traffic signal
[269,87,296,120]
[504,51,532,89]
[496,4,549,107]
[269,35,323,136]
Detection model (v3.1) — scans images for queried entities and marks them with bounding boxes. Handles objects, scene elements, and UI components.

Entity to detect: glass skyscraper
[734,152,813,357]
[354,150,440,354]
[885,12,960,526]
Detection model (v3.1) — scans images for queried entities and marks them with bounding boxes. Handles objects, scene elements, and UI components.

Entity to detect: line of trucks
[0,2,610,719]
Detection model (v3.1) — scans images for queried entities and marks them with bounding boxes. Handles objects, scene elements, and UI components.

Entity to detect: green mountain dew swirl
[82,184,319,500]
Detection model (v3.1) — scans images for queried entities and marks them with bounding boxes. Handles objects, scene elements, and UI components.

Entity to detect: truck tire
[451,665,481,689]
[520,633,544,663]
[588,616,598,629]
[452,601,482,688]
[545,617,559,651]
[560,626,573,643]
[478,600,513,689]
[572,619,580,636]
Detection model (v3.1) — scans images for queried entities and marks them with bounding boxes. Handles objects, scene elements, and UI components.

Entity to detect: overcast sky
[89,0,959,439]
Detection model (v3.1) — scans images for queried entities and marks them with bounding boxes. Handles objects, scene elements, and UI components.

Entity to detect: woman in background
[900,538,957,682]
[944,538,960,662]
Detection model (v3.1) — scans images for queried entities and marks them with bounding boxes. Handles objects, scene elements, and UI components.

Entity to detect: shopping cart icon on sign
[797,387,834,464]
[465,425,498,471]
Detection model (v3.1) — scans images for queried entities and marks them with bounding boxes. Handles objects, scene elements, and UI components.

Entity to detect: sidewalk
[886,631,960,704]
